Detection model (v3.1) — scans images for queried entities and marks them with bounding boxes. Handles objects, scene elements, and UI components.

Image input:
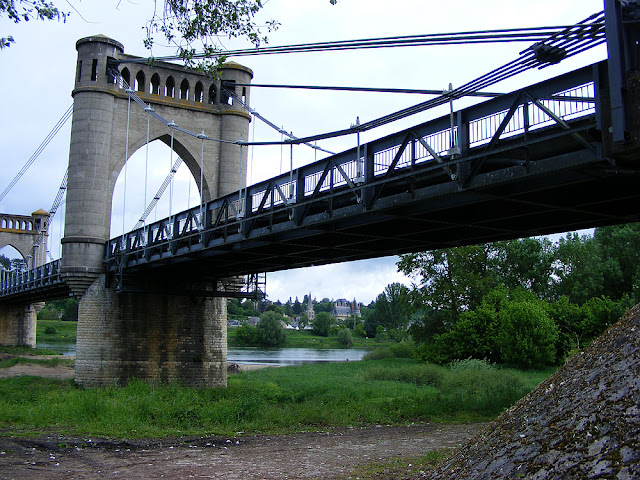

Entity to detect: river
[36,343,368,365]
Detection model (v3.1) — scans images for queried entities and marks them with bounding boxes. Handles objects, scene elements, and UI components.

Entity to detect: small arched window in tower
[242,87,247,104]
[91,59,98,81]
[150,73,161,95]
[180,79,189,100]
[1,218,6,228]
[121,68,131,89]
[221,80,234,105]
[76,60,83,83]
[208,84,217,104]
[195,82,204,103]
[135,71,146,92]
[107,58,118,84]
[166,76,175,98]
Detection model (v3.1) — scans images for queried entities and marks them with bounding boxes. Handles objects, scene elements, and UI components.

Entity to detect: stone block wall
[0,303,36,347]
[75,275,227,387]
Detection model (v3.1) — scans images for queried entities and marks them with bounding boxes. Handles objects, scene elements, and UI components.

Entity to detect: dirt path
[0,424,484,480]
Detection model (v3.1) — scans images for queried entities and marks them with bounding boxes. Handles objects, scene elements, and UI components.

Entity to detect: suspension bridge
[1,0,639,387]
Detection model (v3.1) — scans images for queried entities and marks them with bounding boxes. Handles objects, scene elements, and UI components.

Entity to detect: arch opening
[110,140,201,238]
[0,245,27,273]
[121,67,131,88]
[180,79,189,100]
[150,73,161,95]
[195,82,204,103]
[135,70,146,92]
[166,76,175,98]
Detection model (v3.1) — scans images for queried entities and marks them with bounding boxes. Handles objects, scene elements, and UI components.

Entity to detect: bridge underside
[116,114,639,293]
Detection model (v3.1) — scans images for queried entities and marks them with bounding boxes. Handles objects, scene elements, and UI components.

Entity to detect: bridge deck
[105,61,639,291]
[3,60,640,300]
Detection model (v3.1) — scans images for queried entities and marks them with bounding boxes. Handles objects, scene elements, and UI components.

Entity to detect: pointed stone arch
[63,36,253,296]
[62,35,253,388]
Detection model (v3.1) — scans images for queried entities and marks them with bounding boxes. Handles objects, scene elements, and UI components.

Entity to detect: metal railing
[105,62,600,273]
[0,259,62,297]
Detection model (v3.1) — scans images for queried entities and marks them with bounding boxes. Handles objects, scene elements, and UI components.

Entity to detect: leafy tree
[336,328,352,347]
[398,244,500,315]
[353,323,366,338]
[298,312,309,330]
[235,323,258,346]
[0,254,10,270]
[546,295,584,361]
[495,299,558,369]
[10,258,26,272]
[495,237,554,298]
[579,295,632,345]
[314,298,334,314]
[552,232,604,304]
[593,223,640,302]
[256,311,286,347]
[313,312,331,337]
[292,297,303,315]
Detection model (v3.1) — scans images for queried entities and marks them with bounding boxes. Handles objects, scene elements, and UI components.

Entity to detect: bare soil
[0,424,483,480]
[0,361,484,479]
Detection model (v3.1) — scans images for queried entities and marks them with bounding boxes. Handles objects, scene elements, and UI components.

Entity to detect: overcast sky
[0,0,605,303]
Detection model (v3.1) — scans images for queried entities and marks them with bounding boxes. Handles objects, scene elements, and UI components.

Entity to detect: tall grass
[0,358,550,439]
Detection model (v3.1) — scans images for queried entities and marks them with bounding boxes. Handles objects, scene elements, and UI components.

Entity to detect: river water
[36,343,368,365]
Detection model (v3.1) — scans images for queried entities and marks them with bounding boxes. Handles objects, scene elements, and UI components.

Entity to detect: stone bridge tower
[63,36,252,387]
[0,210,50,270]
[0,209,49,347]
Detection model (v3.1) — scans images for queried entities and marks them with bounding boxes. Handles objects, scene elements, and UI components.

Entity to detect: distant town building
[306,292,315,321]
[332,298,361,321]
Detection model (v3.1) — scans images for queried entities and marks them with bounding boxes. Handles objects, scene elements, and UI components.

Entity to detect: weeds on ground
[348,450,452,479]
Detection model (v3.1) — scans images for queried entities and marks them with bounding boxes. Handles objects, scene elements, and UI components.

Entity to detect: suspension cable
[123,90,132,235]
[221,86,335,155]
[126,23,605,63]
[239,11,605,147]
[0,104,73,204]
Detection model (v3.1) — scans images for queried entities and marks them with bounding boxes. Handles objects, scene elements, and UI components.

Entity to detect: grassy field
[32,321,383,349]
[0,358,553,439]
[228,326,395,349]
[36,319,77,344]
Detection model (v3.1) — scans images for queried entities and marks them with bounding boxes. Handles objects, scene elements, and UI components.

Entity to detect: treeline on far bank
[365,223,639,369]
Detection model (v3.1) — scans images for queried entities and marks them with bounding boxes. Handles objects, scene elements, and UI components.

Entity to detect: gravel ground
[0,424,484,480]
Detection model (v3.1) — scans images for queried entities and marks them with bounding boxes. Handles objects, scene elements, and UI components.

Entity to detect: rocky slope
[423,303,640,479]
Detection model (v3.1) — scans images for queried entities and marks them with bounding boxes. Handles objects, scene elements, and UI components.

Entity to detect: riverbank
[0,359,272,380]
[36,319,399,352]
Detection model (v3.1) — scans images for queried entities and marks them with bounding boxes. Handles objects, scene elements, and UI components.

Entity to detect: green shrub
[496,300,558,368]
[256,311,287,347]
[579,296,630,344]
[44,326,57,335]
[362,348,394,360]
[354,324,366,337]
[337,328,353,347]
[388,340,415,358]
[235,324,258,346]
[312,312,331,337]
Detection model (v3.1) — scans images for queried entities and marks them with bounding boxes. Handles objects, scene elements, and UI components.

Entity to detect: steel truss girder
[103,61,607,281]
